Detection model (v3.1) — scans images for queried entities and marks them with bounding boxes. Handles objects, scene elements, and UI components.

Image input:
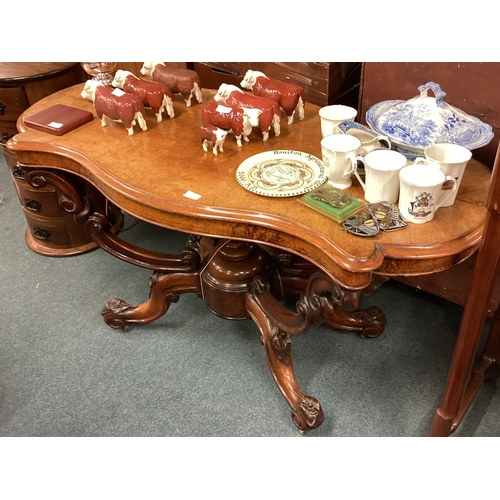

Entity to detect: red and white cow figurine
[201,102,252,147]
[200,123,228,155]
[141,62,202,107]
[81,80,147,135]
[240,70,305,125]
[112,70,175,122]
[214,83,280,141]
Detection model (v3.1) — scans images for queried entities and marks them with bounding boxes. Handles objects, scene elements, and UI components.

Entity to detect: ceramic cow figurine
[81,80,147,135]
[201,102,252,147]
[200,123,228,155]
[240,70,305,124]
[215,83,280,141]
[141,62,203,107]
[112,70,175,121]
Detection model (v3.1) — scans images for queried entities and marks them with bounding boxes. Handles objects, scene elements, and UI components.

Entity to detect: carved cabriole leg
[325,305,387,339]
[102,270,202,331]
[246,275,326,433]
[98,234,204,331]
[246,270,387,433]
[270,250,387,339]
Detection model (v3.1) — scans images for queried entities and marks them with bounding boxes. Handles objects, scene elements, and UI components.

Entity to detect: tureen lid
[366,82,494,151]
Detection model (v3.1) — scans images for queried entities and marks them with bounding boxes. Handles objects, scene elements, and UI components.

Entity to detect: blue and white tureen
[366,82,494,157]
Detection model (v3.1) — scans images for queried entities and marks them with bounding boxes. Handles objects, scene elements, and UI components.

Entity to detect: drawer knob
[12,165,25,180]
[33,227,51,240]
[24,197,42,212]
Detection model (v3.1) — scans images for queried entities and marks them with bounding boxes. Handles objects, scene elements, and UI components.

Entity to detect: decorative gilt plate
[236,150,327,197]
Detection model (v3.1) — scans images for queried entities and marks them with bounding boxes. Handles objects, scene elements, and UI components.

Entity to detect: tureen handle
[415,82,447,108]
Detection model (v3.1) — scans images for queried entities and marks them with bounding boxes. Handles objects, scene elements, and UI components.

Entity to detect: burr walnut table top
[8,84,492,290]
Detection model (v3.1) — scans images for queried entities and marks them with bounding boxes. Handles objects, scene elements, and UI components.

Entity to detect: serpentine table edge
[7,85,491,291]
[4,84,492,433]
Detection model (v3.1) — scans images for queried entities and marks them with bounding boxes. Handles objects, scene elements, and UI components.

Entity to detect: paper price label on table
[183,190,202,200]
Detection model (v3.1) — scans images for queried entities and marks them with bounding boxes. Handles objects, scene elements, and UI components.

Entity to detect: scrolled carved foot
[326,304,387,339]
[291,394,325,434]
[101,298,137,331]
[353,305,387,339]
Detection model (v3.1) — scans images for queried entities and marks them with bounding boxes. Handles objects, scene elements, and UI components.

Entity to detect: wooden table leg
[452,308,500,431]
[246,271,386,433]
[59,204,388,433]
[102,270,202,331]
[430,198,500,436]
[97,232,204,330]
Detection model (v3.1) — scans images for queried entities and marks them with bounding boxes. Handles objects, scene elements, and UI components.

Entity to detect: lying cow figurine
[112,70,174,122]
[215,83,280,141]
[200,123,228,155]
[81,80,147,135]
[141,62,202,107]
[201,102,252,147]
[240,70,305,124]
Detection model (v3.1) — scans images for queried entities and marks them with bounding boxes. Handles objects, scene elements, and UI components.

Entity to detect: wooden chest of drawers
[0,63,104,256]
[4,145,124,256]
[3,146,100,255]
[193,62,361,108]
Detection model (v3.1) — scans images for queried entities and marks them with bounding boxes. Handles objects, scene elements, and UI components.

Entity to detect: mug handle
[353,156,365,189]
[436,175,458,209]
[344,154,358,179]
[413,157,427,165]
[378,135,391,149]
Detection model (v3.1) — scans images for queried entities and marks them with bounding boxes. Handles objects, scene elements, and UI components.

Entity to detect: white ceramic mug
[319,105,358,137]
[398,164,457,224]
[320,134,361,189]
[413,143,472,207]
[354,149,407,203]
[345,128,391,155]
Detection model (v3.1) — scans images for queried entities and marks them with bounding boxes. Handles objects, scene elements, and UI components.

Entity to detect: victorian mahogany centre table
[7,85,492,433]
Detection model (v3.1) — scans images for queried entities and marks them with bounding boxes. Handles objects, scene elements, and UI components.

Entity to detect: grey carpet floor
[1,151,499,437]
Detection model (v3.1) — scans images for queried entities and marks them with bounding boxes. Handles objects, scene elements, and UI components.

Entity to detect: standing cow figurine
[215,83,280,141]
[81,80,147,135]
[200,123,228,155]
[112,70,175,122]
[201,102,252,147]
[141,62,203,107]
[240,70,305,124]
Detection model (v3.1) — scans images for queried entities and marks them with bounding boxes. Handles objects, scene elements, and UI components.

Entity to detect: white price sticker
[183,190,202,200]
[215,105,232,114]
